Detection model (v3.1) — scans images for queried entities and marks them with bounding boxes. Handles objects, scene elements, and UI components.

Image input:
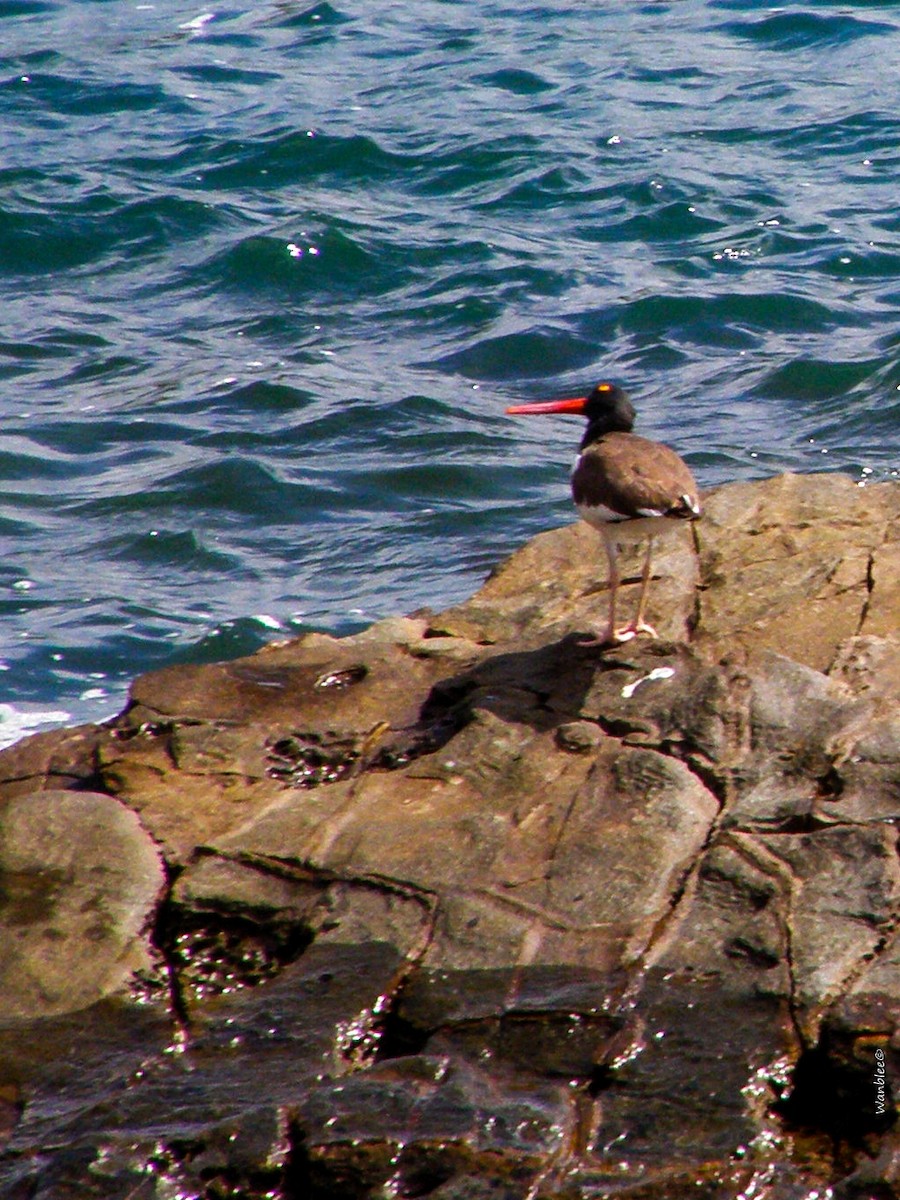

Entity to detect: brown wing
[572,432,700,518]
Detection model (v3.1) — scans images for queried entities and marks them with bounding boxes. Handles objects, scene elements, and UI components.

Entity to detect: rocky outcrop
[0,472,897,1199]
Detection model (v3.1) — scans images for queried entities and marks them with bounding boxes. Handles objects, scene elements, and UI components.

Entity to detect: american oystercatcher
[506,382,701,646]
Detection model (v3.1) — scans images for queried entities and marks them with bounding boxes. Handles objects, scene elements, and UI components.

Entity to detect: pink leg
[580,530,637,647]
[580,533,659,647]
[618,537,658,640]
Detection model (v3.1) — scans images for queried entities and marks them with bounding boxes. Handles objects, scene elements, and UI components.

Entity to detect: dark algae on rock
[0,474,898,1199]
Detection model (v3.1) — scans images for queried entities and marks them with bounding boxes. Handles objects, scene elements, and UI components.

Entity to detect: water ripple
[718,11,895,51]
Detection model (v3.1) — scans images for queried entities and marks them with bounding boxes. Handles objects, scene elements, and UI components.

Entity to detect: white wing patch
[683,493,701,515]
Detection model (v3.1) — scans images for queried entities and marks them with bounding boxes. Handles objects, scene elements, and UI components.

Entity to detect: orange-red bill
[505,396,588,415]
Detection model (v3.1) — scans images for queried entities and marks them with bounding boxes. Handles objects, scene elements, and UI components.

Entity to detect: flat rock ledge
[0,471,898,1200]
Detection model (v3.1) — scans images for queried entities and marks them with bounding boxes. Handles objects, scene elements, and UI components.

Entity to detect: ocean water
[1,0,899,745]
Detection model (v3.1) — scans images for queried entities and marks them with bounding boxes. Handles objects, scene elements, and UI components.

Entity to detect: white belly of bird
[575,503,678,544]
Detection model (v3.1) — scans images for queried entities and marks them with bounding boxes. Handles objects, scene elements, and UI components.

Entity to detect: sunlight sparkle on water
[178,12,215,31]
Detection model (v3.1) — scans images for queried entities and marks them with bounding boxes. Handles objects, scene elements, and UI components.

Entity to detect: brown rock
[0,473,898,1199]
[694,472,900,670]
[432,519,699,645]
[0,723,110,804]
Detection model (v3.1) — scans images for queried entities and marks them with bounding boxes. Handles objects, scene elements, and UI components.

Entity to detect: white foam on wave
[0,703,74,752]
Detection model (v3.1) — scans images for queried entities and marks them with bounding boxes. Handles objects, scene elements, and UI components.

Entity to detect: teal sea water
[1,1,899,745]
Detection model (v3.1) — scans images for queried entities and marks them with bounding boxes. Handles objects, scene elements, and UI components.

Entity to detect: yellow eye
[597,382,611,392]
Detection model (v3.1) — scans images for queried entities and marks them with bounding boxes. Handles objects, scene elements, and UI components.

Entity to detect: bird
[506,382,701,646]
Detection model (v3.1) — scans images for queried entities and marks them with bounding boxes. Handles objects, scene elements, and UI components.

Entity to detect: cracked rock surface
[0,472,897,1199]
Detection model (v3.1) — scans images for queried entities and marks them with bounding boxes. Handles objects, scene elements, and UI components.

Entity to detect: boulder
[0,790,165,1022]
[0,473,897,1199]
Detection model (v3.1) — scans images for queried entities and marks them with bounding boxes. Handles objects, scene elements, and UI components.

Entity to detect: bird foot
[620,619,659,640]
[578,620,658,649]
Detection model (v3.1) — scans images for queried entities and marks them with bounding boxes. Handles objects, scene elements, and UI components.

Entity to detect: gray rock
[0,790,165,1021]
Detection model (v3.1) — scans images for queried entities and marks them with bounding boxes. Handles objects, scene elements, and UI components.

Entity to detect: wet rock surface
[0,473,897,1199]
